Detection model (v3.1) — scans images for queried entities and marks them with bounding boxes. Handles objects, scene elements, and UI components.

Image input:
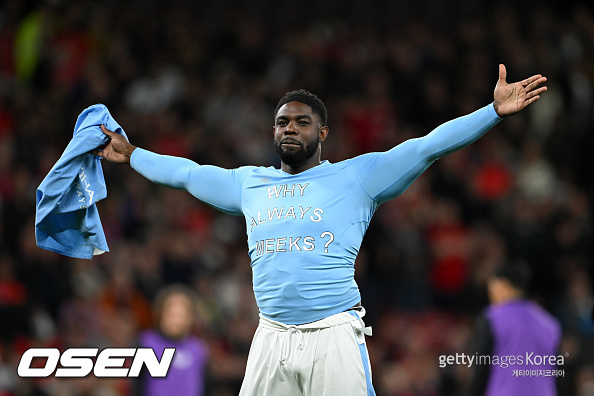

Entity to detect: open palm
[493,64,547,117]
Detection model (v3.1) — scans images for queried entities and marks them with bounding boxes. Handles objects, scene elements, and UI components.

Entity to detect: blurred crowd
[0,0,593,395]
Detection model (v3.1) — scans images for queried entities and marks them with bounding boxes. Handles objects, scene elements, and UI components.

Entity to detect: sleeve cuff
[487,103,503,121]
[129,147,146,170]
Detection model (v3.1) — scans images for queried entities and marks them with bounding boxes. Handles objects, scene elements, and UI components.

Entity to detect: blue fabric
[348,311,376,396]
[131,104,501,323]
[355,335,376,396]
[35,104,127,259]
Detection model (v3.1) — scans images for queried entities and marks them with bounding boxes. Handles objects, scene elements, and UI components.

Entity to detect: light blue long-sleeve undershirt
[131,104,501,324]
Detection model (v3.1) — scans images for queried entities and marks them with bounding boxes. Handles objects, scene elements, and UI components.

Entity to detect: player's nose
[284,121,298,134]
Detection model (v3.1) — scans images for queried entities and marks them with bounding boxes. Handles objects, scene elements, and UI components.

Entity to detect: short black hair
[274,89,328,126]
[491,260,532,293]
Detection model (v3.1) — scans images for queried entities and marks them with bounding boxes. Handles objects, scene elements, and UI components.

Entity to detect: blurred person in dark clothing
[467,261,562,396]
[136,284,209,396]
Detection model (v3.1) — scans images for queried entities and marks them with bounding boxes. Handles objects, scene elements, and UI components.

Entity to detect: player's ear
[319,126,329,142]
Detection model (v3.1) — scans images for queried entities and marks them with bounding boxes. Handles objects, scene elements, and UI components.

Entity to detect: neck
[158,327,188,341]
[493,290,524,305]
[281,151,322,175]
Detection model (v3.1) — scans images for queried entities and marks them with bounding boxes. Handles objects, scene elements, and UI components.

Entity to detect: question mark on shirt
[321,231,334,253]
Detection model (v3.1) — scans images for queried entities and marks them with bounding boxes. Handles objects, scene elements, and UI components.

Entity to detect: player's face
[273,102,327,169]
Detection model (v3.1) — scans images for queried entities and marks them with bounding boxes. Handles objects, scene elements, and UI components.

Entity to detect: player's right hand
[91,125,137,164]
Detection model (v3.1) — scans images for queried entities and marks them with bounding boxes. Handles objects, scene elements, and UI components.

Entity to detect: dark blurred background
[0,0,593,395]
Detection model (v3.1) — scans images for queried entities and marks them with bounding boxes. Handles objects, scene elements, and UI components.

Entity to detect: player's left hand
[493,64,547,117]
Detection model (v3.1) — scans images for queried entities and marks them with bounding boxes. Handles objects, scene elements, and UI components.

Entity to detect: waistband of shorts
[258,306,367,332]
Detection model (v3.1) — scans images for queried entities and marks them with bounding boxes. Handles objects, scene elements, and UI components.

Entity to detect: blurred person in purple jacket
[467,261,562,396]
[136,284,209,396]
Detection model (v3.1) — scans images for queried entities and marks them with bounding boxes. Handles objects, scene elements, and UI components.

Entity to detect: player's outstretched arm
[94,125,246,215]
[352,64,548,203]
[94,124,203,190]
[492,63,547,117]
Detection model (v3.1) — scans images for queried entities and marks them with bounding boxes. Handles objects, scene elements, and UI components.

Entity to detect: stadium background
[0,0,593,394]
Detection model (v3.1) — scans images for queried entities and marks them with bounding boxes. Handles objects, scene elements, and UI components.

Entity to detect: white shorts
[239,307,376,396]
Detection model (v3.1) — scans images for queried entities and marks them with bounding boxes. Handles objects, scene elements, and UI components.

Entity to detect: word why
[18,347,175,378]
[267,183,309,199]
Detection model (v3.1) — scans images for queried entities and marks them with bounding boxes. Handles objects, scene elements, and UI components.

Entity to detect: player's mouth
[281,139,302,148]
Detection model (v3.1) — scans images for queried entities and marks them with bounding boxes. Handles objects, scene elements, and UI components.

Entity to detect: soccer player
[94,64,547,395]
